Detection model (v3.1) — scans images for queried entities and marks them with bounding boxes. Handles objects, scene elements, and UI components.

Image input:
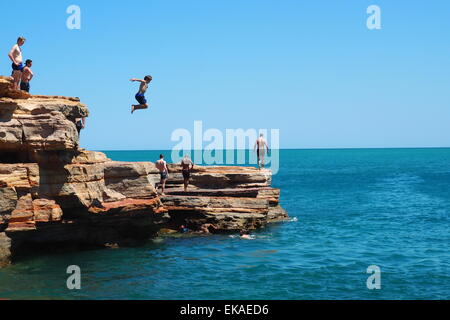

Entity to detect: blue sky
[1,0,449,150]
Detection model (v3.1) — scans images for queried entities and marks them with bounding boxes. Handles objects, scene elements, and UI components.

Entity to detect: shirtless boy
[155,154,169,196]
[8,37,26,91]
[20,60,33,93]
[254,134,270,169]
[130,75,152,114]
[181,155,194,192]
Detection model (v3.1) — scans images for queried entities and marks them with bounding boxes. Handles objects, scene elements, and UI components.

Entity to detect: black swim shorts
[182,170,190,180]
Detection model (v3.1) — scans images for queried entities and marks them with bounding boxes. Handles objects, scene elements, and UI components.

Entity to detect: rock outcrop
[0,95,87,153]
[159,165,288,231]
[0,76,288,267]
[0,76,31,100]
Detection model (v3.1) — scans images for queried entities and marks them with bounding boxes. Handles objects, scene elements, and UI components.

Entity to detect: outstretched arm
[130,78,146,83]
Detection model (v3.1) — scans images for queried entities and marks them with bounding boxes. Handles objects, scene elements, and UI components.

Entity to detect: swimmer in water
[240,229,253,240]
[199,223,218,234]
[179,225,190,234]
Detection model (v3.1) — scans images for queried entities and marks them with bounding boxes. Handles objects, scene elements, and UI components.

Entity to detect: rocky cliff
[159,165,287,230]
[0,76,287,267]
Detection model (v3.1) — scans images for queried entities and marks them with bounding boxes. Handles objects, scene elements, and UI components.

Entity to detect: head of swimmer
[240,229,249,236]
[144,75,152,83]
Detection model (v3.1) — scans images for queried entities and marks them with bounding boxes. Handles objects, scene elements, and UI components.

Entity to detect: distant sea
[0,149,449,300]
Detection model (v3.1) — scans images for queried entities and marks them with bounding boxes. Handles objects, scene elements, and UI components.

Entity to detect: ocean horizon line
[98,146,450,152]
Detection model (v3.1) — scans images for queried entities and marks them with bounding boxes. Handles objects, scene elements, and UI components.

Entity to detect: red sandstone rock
[0,77,31,100]
[0,233,11,267]
[0,77,288,267]
[161,194,269,230]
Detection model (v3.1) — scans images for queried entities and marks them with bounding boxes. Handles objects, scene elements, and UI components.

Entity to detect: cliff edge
[0,76,288,267]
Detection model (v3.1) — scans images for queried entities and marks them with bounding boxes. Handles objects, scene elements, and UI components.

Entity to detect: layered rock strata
[0,77,168,267]
[0,76,288,267]
[159,165,288,231]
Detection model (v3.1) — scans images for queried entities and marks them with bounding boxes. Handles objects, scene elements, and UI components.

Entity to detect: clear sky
[1,0,449,150]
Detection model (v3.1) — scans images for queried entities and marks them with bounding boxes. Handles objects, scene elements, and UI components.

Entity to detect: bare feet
[131,105,135,114]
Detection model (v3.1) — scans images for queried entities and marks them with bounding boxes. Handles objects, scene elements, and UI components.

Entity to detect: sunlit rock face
[0,75,288,267]
[0,77,168,267]
[159,165,288,231]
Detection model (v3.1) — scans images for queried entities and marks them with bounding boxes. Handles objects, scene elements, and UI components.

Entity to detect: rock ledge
[0,77,288,267]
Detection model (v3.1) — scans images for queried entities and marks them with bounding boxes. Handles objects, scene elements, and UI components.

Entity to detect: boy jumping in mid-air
[130,75,152,114]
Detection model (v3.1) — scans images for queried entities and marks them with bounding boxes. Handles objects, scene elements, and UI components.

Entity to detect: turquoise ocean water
[0,149,449,300]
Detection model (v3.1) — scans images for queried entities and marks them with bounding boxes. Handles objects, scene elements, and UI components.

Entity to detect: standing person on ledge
[75,117,86,136]
[156,154,169,196]
[20,60,33,93]
[130,75,152,114]
[181,154,194,192]
[8,37,26,91]
[254,133,270,170]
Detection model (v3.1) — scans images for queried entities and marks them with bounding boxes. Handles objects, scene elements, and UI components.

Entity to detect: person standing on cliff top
[156,154,169,196]
[181,154,194,192]
[130,75,152,114]
[8,37,26,91]
[20,60,33,93]
[254,134,270,170]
